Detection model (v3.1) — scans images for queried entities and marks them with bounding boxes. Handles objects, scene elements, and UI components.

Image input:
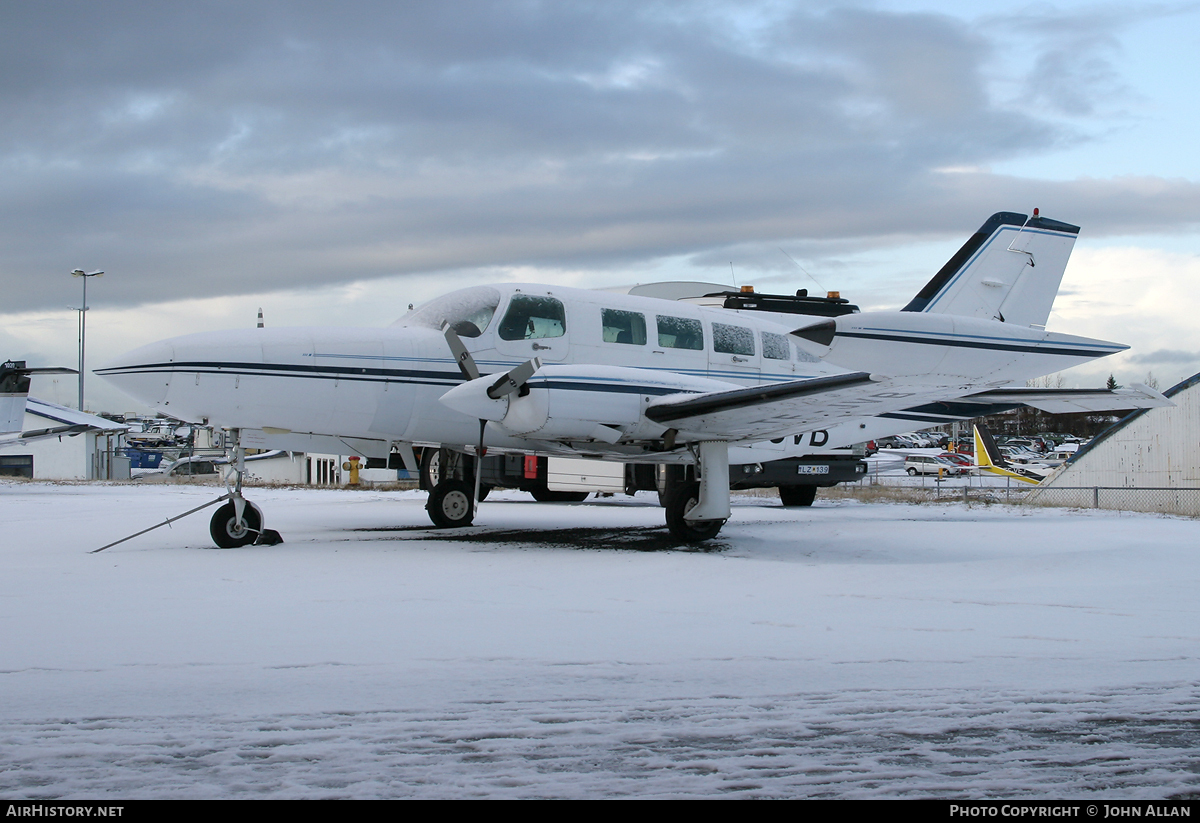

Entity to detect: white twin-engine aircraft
[98,211,1168,546]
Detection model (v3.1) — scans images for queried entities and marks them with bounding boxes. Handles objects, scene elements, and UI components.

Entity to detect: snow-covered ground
[3,481,1198,799]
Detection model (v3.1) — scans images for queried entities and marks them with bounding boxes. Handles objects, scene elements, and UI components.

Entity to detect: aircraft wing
[644,371,900,440]
[643,375,1173,444]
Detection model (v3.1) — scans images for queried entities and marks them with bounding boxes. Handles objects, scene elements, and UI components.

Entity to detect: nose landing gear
[90,428,283,553]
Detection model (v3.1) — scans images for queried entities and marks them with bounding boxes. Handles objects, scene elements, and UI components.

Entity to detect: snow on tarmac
[2,481,1198,799]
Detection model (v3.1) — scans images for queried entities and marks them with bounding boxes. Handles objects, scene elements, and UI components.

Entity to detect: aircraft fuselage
[97,282,1124,464]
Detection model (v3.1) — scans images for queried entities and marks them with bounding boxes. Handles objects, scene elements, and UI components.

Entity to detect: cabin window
[498,295,567,341]
[404,286,500,338]
[762,332,790,361]
[601,309,646,345]
[793,341,820,363]
[656,315,703,350]
[713,323,754,356]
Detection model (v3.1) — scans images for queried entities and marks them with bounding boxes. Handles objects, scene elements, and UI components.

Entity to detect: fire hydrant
[342,455,361,485]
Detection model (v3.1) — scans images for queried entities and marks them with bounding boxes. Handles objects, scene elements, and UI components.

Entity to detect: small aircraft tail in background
[903,211,1079,329]
[1,360,78,442]
[972,423,1051,484]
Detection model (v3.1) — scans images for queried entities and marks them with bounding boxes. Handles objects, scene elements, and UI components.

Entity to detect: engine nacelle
[439,364,730,443]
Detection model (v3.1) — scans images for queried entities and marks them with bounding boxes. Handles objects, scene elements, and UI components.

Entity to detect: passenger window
[656,315,704,350]
[713,323,754,356]
[762,332,790,361]
[792,340,820,363]
[498,295,566,341]
[601,309,646,345]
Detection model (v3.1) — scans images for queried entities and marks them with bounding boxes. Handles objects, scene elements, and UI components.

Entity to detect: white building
[1028,372,1200,515]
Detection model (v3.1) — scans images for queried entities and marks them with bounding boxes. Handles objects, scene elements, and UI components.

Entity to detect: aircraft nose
[95,339,177,408]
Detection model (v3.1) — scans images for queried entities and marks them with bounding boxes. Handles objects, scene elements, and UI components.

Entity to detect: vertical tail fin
[904,212,1079,328]
[1,361,33,435]
[972,422,1007,470]
[1,361,77,436]
[973,423,1042,484]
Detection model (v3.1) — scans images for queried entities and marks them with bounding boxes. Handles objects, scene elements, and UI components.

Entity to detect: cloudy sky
[4,0,1199,411]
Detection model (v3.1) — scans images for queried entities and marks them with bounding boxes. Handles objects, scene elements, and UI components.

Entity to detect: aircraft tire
[427,480,475,528]
[210,501,262,548]
[778,485,817,507]
[422,448,488,499]
[421,448,442,490]
[664,481,724,542]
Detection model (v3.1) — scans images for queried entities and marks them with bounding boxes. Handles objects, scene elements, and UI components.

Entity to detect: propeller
[442,325,542,512]
[444,325,480,381]
[487,358,540,400]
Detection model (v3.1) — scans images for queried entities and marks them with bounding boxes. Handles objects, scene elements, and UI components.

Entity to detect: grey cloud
[1,2,1197,316]
[1129,349,1200,365]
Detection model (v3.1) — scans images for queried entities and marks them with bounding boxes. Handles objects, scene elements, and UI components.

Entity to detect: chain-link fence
[1022,486,1200,516]
[834,474,1200,517]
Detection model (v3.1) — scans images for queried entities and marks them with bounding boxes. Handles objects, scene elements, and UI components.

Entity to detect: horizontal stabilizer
[963,383,1171,414]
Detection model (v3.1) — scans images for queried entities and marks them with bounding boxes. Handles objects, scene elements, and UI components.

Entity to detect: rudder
[904,212,1079,328]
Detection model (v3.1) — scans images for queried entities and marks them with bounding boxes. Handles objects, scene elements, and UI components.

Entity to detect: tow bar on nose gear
[90,428,284,553]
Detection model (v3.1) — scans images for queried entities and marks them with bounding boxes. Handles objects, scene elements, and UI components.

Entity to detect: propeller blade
[487,357,541,400]
[473,418,486,507]
[443,325,480,381]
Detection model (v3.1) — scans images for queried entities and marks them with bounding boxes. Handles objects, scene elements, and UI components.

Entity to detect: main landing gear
[661,441,731,543]
[418,442,732,542]
[426,479,475,528]
[423,447,478,528]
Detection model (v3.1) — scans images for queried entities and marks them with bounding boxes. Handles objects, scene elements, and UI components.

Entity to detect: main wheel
[426,480,475,528]
[421,448,443,490]
[778,485,817,507]
[210,501,262,548]
[530,486,589,503]
[664,481,725,542]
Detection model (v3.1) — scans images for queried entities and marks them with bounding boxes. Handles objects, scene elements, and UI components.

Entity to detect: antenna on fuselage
[779,248,826,294]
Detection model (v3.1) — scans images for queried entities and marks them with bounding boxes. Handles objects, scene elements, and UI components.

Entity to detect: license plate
[797,465,829,475]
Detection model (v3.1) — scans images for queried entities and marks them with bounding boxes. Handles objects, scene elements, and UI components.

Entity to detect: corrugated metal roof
[1069,371,1200,464]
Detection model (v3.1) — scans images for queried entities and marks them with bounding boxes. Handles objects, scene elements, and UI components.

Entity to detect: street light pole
[71,269,103,411]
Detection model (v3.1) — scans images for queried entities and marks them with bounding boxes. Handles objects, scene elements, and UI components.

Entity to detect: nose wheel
[208,429,282,548]
[210,501,263,548]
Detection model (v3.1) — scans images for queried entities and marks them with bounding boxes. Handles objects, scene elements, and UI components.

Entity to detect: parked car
[938,452,974,470]
[905,454,969,477]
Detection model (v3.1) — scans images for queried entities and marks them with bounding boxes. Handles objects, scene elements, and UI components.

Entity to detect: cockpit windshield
[398,286,501,338]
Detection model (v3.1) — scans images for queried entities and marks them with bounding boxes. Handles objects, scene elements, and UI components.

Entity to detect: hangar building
[1028,372,1200,516]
